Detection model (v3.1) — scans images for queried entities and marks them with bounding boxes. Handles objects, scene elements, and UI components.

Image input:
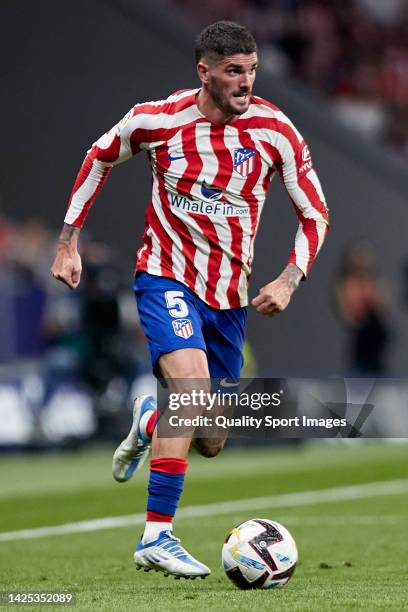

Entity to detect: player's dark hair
[195,21,257,64]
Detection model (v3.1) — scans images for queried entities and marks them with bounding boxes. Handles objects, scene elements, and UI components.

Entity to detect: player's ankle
[142,516,173,543]
[139,408,158,440]
[142,459,188,543]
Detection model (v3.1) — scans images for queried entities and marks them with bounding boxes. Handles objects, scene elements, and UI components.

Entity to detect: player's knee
[166,365,211,396]
[194,438,225,458]
[176,365,208,380]
[168,359,209,381]
[200,446,222,458]
[159,349,210,381]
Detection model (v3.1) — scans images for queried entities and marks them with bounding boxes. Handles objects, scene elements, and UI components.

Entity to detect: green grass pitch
[1,443,407,611]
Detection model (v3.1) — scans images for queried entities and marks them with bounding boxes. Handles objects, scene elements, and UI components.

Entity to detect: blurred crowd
[335,240,391,376]
[0,213,151,401]
[174,0,408,159]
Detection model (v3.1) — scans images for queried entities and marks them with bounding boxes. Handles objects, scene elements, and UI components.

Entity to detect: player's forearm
[51,223,82,289]
[289,216,329,277]
[57,223,81,248]
[64,107,137,228]
[282,155,329,277]
[279,263,303,290]
[64,151,113,227]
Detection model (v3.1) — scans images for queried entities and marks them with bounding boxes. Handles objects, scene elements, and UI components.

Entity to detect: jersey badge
[233,148,257,177]
[172,318,194,339]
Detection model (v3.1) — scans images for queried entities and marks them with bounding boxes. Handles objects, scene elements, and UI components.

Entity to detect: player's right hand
[51,242,82,289]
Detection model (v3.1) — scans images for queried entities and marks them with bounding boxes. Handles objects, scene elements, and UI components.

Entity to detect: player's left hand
[251,279,294,316]
[251,265,303,316]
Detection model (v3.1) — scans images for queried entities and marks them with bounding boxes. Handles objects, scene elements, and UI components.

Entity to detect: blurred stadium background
[1,0,408,448]
[1,2,408,608]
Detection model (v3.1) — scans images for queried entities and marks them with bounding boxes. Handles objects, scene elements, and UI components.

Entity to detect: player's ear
[197,61,209,84]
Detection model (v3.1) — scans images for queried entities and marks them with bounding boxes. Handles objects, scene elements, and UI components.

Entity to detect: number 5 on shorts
[165,290,189,318]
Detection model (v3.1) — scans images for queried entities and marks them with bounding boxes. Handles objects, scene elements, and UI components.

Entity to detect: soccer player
[51,21,329,579]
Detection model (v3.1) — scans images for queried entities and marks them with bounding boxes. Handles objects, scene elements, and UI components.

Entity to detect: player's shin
[142,457,188,542]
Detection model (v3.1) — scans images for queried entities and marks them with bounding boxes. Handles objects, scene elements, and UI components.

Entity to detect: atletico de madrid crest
[233,148,257,177]
[172,318,194,339]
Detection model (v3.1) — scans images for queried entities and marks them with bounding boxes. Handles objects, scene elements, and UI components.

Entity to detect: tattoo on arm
[58,223,81,244]
[280,264,304,289]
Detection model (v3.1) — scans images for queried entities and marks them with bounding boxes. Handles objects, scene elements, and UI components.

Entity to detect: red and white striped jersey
[65,88,329,309]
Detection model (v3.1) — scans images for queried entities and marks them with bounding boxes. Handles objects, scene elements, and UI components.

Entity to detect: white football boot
[134,530,211,579]
[112,395,156,482]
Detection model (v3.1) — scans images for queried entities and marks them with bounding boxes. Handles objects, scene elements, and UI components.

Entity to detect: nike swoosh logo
[168,153,185,161]
[219,378,240,388]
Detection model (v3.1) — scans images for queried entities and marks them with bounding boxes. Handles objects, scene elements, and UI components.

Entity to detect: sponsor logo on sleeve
[299,143,313,174]
[302,144,311,161]
[120,109,133,127]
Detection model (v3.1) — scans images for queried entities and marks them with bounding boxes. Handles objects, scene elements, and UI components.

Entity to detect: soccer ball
[222,518,298,589]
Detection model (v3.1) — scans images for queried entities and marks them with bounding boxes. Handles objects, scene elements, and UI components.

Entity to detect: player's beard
[209,78,251,117]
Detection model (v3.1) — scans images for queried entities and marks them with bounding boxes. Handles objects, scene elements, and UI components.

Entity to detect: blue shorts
[134,272,247,379]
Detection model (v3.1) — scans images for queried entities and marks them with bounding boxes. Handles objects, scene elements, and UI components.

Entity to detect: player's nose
[239,73,252,90]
